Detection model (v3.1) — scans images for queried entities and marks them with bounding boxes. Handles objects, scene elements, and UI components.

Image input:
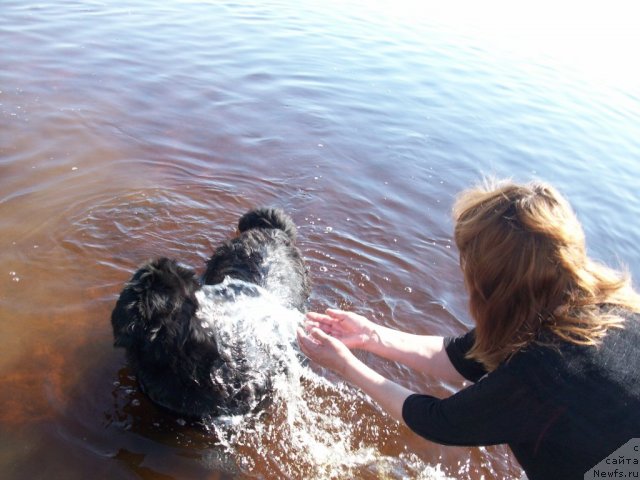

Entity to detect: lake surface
[1,1,639,478]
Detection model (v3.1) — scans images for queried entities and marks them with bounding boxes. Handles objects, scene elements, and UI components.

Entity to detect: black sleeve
[402,364,549,446]
[444,328,487,382]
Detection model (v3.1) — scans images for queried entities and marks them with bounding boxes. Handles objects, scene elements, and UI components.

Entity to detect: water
[194,281,450,478]
[1,0,639,478]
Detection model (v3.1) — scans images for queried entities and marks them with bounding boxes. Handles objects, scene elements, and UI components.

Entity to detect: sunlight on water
[352,0,640,89]
[193,279,454,478]
[2,0,638,477]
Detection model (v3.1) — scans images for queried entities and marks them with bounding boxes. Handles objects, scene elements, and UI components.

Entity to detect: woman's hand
[304,308,467,384]
[304,309,379,351]
[296,326,357,376]
[297,323,414,424]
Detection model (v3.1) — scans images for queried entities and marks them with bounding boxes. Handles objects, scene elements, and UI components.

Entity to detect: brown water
[2,1,640,478]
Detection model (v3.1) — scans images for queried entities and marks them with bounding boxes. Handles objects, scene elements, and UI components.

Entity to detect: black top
[402,310,640,480]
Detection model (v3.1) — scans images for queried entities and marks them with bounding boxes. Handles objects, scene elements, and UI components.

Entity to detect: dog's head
[111,257,203,350]
[111,258,228,415]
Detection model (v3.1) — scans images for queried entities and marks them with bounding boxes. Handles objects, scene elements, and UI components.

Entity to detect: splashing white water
[192,278,453,479]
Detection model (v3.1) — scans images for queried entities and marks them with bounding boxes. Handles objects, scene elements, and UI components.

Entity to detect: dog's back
[203,208,310,310]
[237,207,298,241]
[111,208,310,419]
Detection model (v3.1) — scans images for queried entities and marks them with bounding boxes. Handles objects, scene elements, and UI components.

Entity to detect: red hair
[453,180,640,371]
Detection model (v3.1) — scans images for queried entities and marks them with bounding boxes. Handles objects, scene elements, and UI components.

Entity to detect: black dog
[111,208,310,417]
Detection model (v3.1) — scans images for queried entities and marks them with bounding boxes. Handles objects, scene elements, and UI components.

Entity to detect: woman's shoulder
[599,306,640,349]
[507,307,640,373]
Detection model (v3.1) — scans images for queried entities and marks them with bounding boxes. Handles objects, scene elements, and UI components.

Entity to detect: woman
[297,180,640,479]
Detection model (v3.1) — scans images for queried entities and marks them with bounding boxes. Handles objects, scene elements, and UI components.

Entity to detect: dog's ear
[112,302,143,349]
[111,258,199,349]
[111,262,156,349]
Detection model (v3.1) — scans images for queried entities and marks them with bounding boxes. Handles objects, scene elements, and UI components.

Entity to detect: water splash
[191,278,452,479]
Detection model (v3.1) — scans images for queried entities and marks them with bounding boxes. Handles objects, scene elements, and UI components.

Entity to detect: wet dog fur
[111,208,310,417]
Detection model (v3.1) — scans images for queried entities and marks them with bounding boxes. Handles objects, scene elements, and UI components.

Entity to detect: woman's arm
[306,309,467,384]
[297,326,541,448]
[296,326,415,422]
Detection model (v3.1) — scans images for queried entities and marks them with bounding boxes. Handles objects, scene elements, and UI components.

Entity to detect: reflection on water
[1,0,639,478]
